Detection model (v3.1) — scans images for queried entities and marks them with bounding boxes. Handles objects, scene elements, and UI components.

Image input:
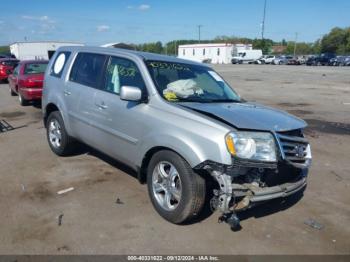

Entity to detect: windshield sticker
[107,64,136,77]
[208,71,224,82]
[148,61,191,71]
[163,90,178,101]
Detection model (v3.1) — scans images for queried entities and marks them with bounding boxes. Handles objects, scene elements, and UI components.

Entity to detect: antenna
[261,0,267,39]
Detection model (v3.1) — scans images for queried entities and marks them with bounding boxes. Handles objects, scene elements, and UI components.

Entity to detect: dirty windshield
[146,61,240,103]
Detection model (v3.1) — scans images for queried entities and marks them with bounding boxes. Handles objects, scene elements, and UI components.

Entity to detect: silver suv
[42,46,312,229]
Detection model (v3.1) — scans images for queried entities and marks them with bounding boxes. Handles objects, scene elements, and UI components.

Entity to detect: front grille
[278,129,303,137]
[277,131,310,167]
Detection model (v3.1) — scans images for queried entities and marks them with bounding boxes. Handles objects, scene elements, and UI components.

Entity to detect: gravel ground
[0,64,349,255]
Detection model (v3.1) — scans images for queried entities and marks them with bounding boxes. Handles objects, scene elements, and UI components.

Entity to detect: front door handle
[96,102,108,109]
[64,90,71,96]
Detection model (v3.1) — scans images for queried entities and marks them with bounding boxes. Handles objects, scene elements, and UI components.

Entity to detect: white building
[178,43,253,64]
[10,41,83,60]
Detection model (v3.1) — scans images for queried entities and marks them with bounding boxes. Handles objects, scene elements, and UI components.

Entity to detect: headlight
[225,131,277,162]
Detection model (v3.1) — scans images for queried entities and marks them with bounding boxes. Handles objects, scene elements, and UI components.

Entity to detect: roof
[0,58,19,62]
[58,45,209,67]
[178,43,253,49]
[19,60,49,64]
[10,41,83,46]
[179,43,234,48]
[101,42,136,50]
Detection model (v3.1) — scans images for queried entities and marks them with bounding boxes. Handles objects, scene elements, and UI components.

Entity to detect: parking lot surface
[0,64,349,254]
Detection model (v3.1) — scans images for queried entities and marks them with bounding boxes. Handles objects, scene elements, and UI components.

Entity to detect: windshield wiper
[175,98,210,103]
[204,99,241,103]
[175,98,241,103]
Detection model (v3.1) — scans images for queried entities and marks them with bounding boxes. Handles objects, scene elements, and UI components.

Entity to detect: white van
[231,49,263,64]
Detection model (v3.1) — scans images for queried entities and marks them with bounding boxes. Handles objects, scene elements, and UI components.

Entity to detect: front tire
[46,111,76,156]
[147,150,205,224]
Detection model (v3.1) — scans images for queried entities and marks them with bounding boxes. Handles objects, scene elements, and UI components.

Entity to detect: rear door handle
[64,90,71,96]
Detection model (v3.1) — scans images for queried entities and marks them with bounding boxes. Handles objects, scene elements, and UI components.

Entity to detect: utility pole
[197,25,203,43]
[174,40,177,56]
[261,0,267,40]
[293,32,298,57]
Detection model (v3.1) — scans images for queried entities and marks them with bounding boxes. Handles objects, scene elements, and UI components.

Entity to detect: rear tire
[10,87,16,96]
[18,93,28,106]
[147,150,206,224]
[46,111,76,156]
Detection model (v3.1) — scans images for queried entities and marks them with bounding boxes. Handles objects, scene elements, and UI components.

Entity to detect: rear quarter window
[50,51,71,78]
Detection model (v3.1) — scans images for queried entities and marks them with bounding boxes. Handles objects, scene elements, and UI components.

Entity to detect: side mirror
[120,86,142,102]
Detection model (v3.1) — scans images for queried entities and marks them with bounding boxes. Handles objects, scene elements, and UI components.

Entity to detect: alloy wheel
[48,119,62,148]
[152,161,182,211]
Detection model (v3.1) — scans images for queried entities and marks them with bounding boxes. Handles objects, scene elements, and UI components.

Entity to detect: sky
[0,0,349,46]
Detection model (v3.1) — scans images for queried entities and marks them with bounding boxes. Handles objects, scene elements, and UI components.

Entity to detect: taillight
[23,78,43,88]
[23,79,34,87]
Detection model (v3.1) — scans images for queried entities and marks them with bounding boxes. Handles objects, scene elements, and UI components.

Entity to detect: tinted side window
[50,51,71,78]
[103,56,146,95]
[69,53,106,88]
[24,63,48,75]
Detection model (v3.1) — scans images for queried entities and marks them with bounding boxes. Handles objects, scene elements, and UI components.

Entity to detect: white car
[260,55,276,64]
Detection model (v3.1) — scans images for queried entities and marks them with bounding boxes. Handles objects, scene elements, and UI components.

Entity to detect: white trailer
[231,49,263,64]
[178,43,252,64]
[10,41,83,60]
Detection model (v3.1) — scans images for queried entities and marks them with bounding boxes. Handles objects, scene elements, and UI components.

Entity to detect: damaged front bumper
[196,130,311,229]
[208,166,308,214]
[232,177,307,207]
[204,164,308,229]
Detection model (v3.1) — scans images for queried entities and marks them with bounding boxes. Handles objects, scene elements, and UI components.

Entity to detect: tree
[0,46,10,54]
[252,39,273,54]
[284,42,314,55]
[311,39,322,54]
[320,27,350,54]
[136,41,164,54]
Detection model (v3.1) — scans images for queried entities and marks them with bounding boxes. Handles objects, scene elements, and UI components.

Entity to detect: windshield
[24,63,48,74]
[146,60,240,103]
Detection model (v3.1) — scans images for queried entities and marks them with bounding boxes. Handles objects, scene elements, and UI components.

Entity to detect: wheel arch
[138,143,204,184]
[136,132,230,184]
[44,103,60,127]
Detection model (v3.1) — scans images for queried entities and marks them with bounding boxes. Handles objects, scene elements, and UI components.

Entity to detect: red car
[0,58,19,82]
[8,60,48,106]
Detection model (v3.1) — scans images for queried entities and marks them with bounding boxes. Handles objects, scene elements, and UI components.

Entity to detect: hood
[180,102,307,132]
